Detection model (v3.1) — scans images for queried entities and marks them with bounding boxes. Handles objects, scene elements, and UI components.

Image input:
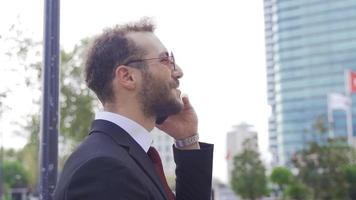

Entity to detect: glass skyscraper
[264,0,356,165]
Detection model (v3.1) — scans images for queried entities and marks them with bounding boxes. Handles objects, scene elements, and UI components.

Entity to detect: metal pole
[0,95,4,200]
[327,94,335,138]
[39,0,60,199]
[346,105,353,145]
[0,131,3,200]
[345,69,353,146]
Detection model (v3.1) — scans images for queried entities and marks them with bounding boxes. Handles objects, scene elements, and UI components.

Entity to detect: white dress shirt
[95,111,153,153]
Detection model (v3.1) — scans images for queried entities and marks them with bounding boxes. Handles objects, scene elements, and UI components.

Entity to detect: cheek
[144,69,172,92]
[154,64,172,78]
[153,79,170,97]
[152,73,170,87]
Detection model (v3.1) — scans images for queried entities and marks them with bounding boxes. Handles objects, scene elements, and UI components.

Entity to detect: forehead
[126,32,167,56]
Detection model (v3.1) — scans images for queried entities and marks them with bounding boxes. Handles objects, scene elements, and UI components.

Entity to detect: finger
[182,95,193,110]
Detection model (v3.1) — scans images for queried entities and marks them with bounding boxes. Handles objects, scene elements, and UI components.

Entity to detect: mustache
[170,79,180,88]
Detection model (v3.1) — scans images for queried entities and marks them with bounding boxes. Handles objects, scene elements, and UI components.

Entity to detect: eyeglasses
[124,52,176,71]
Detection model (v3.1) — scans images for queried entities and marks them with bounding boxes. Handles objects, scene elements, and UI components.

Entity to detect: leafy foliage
[292,138,355,199]
[284,181,310,200]
[19,116,40,188]
[59,40,96,145]
[1,24,96,192]
[343,164,356,200]
[230,138,269,200]
[270,166,293,190]
[3,160,30,188]
[270,166,294,199]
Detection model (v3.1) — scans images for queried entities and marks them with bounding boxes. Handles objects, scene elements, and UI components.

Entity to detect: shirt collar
[95,111,153,153]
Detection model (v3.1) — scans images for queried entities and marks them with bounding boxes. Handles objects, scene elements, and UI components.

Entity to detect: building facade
[264,0,356,165]
[212,179,239,200]
[226,123,258,183]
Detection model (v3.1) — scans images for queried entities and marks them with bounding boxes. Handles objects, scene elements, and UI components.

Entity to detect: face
[140,69,182,118]
[127,32,184,118]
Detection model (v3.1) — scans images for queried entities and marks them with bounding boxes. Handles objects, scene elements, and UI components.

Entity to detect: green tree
[1,24,96,191]
[19,40,96,183]
[343,164,356,200]
[2,159,30,200]
[57,40,96,168]
[271,166,293,191]
[0,92,7,118]
[270,166,293,199]
[231,138,269,200]
[292,138,354,200]
[3,160,30,188]
[59,40,96,146]
[18,116,40,188]
[270,167,311,200]
[284,181,310,200]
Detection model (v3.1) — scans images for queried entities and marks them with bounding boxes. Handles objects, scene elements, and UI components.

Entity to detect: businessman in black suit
[53,18,213,200]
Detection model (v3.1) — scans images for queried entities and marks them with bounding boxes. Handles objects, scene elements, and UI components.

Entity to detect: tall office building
[264,0,356,165]
[226,123,258,183]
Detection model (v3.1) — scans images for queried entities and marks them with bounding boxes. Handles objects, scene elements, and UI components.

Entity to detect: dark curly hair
[84,18,155,103]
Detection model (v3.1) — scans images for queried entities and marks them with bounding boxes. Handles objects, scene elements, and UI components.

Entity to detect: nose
[172,64,183,79]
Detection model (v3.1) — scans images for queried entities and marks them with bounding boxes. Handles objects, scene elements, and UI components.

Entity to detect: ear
[114,65,139,90]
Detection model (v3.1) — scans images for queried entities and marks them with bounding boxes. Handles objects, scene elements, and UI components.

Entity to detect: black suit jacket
[53,120,213,200]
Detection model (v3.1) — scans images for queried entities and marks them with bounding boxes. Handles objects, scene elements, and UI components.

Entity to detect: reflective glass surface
[265,0,356,164]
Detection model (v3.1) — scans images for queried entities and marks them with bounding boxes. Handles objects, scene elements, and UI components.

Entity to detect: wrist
[174,134,200,149]
[176,142,200,150]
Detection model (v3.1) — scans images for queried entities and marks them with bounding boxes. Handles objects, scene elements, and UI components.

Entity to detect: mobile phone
[155,116,168,125]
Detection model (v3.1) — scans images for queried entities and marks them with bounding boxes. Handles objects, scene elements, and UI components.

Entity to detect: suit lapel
[89,120,168,200]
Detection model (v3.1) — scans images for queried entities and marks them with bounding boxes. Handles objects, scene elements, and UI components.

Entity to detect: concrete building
[226,123,258,183]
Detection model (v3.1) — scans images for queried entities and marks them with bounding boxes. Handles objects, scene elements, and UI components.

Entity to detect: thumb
[182,95,193,110]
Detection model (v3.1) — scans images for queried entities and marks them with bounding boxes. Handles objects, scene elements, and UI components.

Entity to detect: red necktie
[147,147,175,200]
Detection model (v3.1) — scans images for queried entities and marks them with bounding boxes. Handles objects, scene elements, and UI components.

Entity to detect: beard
[138,70,183,118]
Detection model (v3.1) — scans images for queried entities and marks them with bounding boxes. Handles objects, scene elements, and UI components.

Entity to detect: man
[53,18,213,200]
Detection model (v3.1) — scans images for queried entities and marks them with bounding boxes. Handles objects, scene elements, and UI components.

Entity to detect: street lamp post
[39,0,60,200]
[0,94,5,200]
[0,125,3,200]
[0,147,3,200]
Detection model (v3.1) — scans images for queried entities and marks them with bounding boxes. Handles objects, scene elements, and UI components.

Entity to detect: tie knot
[148,146,161,163]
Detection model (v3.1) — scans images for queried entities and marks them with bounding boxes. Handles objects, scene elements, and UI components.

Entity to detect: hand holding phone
[156,95,198,140]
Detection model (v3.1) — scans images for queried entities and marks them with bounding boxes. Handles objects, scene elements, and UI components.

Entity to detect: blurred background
[1,0,356,200]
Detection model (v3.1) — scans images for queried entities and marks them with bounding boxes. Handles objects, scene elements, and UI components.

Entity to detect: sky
[0,0,269,183]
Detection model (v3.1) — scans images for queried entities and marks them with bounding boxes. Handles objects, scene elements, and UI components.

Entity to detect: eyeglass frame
[123,51,176,71]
